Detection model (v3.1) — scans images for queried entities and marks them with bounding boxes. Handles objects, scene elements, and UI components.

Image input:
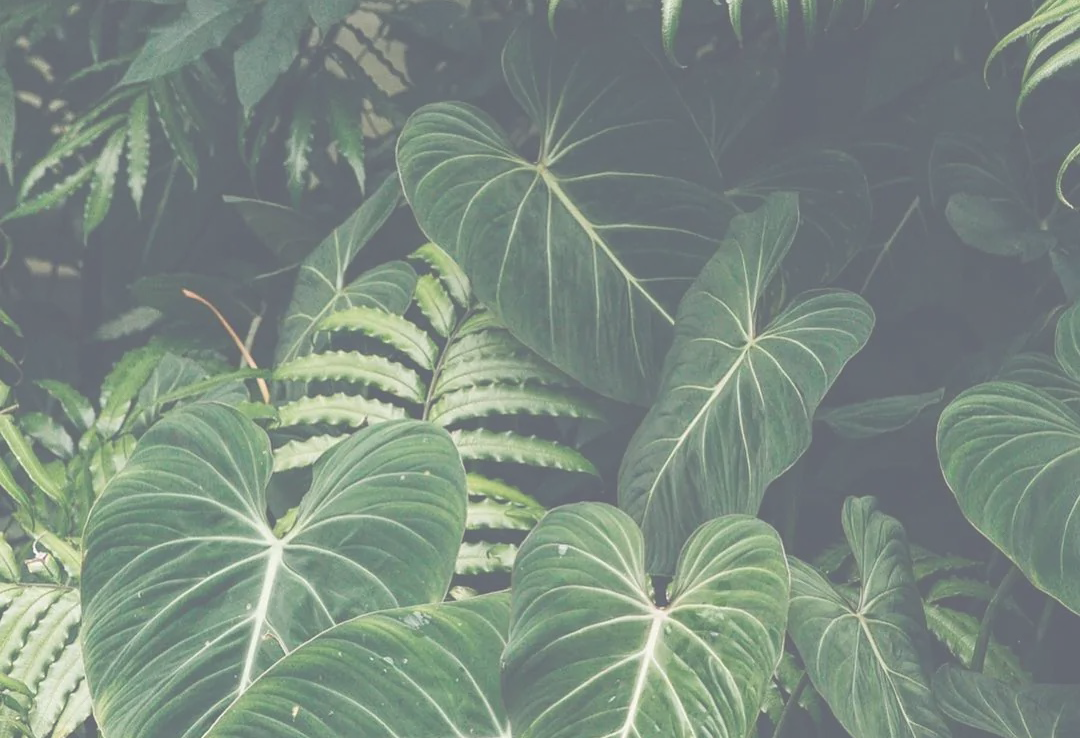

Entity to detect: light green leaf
[618,193,874,573]
[151,80,199,182]
[451,429,597,474]
[95,344,167,436]
[923,604,1028,684]
[81,406,468,738]
[285,86,315,204]
[1,160,96,224]
[996,352,1080,414]
[319,305,437,370]
[126,93,150,212]
[937,380,1080,616]
[934,666,1080,737]
[208,593,510,737]
[1054,300,1080,382]
[503,503,789,738]
[788,497,952,738]
[304,0,357,32]
[274,350,425,404]
[122,0,252,85]
[397,22,732,404]
[818,388,945,439]
[276,391,407,429]
[0,68,14,181]
[327,78,366,193]
[35,380,94,432]
[274,176,414,371]
[18,412,73,460]
[83,127,126,238]
[428,385,604,426]
[0,415,65,504]
[233,0,308,111]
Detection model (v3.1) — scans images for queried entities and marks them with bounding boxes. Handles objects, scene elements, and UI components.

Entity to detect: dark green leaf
[304,0,357,32]
[126,92,150,212]
[233,0,308,111]
[81,407,468,738]
[817,388,945,439]
[397,22,732,405]
[788,497,952,738]
[934,666,1080,738]
[619,194,873,573]
[84,127,127,238]
[0,67,14,180]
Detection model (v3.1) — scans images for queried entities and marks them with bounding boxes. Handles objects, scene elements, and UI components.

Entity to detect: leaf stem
[971,565,1022,672]
[860,196,919,294]
[772,672,810,738]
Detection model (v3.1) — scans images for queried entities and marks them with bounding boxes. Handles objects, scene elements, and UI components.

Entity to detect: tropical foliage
[1,0,1080,737]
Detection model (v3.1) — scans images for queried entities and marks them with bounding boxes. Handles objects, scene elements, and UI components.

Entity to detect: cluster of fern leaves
[272,243,605,588]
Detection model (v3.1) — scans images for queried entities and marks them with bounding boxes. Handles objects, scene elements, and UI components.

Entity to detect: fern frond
[274,351,425,404]
[465,473,545,509]
[923,603,1029,684]
[452,430,598,474]
[0,583,88,738]
[273,434,347,472]
[457,311,503,337]
[414,274,456,338]
[410,242,471,307]
[434,355,574,396]
[428,385,604,426]
[277,393,407,429]
[319,306,438,370]
[467,497,544,531]
[455,542,518,575]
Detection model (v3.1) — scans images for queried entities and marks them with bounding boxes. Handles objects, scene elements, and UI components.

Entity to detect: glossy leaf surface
[933,666,1080,738]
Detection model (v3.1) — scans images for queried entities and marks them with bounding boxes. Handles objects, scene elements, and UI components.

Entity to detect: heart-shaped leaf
[80,404,467,738]
[788,496,952,738]
[933,665,1080,738]
[618,193,874,573]
[209,593,511,737]
[502,502,789,738]
[397,22,734,405]
[937,379,1080,615]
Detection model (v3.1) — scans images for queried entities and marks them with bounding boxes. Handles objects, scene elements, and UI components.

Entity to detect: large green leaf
[209,593,510,737]
[618,193,874,573]
[937,379,1080,615]
[80,405,468,738]
[788,497,952,738]
[397,22,734,405]
[233,0,309,111]
[933,666,1080,738]
[274,175,416,372]
[503,502,789,738]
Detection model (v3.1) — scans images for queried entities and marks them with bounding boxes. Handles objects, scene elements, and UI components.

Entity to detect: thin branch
[181,289,271,403]
[860,196,920,295]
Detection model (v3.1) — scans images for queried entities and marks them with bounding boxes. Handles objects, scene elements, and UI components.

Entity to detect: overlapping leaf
[503,502,789,738]
[619,193,874,573]
[80,405,468,738]
[937,378,1080,615]
[397,22,735,405]
[788,497,952,738]
[933,666,1080,738]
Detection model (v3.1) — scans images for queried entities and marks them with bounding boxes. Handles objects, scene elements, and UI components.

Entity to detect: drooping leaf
[83,127,127,238]
[0,68,14,181]
[503,503,789,738]
[150,79,199,182]
[937,379,1080,616]
[34,381,94,433]
[222,196,321,265]
[788,497,952,738]
[397,22,733,405]
[274,175,414,372]
[81,406,468,738]
[817,388,945,439]
[618,193,874,573]
[122,0,252,85]
[934,666,1080,738]
[285,85,316,205]
[233,0,308,111]
[208,593,510,737]
[95,344,167,437]
[125,93,151,212]
[327,79,366,194]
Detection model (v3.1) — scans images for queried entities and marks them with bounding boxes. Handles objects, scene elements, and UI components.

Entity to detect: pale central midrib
[618,611,667,737]
[240,543,284,690]
[536,166,674,324]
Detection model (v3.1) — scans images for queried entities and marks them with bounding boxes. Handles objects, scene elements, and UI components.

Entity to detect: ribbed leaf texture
[0,571,89,737]
[273,243,604,580]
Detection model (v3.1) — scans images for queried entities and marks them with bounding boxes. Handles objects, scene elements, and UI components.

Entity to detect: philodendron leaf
[210,593,511,737]
[817,388,945,439]
[933,666,1080,738]
[503,502,789,738]
[788,497,952,738]
[274,175,416,375]
[618,193,874,573]
[937,380,1080,615]
[397,22,733,405]
[1053,300,1080,382]
[80,405,468,738]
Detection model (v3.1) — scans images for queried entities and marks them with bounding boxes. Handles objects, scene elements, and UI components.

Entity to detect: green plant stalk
[772,672,810,738]
[971,566,1022,672]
